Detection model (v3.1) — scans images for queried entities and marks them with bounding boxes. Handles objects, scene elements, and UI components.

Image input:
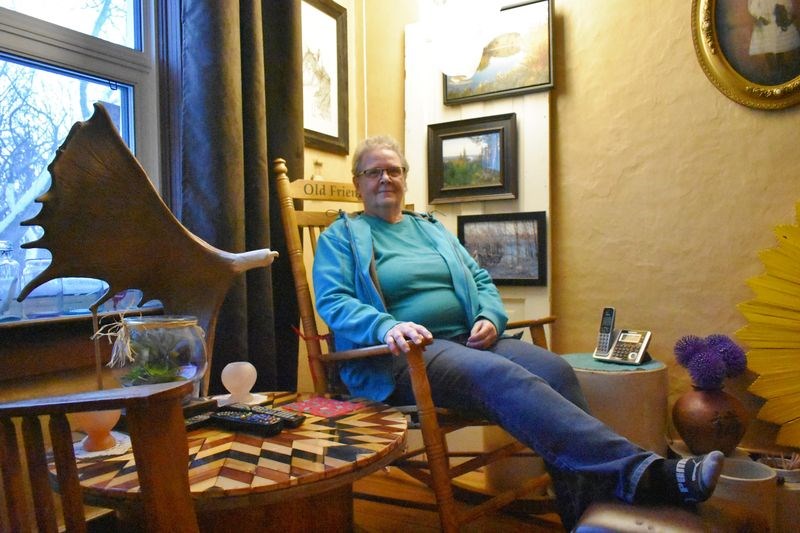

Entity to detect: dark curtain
[170,0,302,394]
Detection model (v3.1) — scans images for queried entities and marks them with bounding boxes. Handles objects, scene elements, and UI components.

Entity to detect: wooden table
[562,353,668,455]
[61,392,407,532]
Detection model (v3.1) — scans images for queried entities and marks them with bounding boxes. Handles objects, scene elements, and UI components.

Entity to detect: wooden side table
[563,353,668,455]
[57,392,407,532]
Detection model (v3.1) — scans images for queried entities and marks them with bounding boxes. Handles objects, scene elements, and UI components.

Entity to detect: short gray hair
[351,135,410,177]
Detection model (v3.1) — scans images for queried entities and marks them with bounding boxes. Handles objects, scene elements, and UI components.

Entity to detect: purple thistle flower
[674,335,706,367]
[706,334,729,349]
[707,334,747,377]
[687,349,728,389]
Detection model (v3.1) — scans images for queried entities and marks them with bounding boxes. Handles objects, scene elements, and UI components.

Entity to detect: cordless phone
[592,307,616,357]
[591,308,652,365]
[604,329,652,365]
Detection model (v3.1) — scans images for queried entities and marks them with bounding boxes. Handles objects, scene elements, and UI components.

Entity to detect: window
[0,0,139,49]
[0,0,158,321]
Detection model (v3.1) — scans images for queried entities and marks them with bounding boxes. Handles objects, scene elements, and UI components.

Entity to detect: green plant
[104,316,205,387]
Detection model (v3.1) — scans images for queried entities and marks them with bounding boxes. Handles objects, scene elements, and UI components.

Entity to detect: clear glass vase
[108,315,207,397]
[21,257,63,318]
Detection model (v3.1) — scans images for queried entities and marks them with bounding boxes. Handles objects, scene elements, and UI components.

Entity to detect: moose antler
[18,103,277,393]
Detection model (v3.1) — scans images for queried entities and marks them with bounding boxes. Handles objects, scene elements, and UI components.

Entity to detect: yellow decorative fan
[736,200,800,448]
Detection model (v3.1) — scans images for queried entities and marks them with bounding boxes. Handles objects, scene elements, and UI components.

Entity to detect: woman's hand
[466,319,497,350]
[384,322,433,355]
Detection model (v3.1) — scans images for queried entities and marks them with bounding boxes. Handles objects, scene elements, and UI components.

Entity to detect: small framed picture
[302,0,349,153]
[427,113,517,204]
[443,0,553,106]
[457,211,547,286]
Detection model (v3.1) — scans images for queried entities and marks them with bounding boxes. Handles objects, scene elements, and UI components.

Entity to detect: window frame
[0,1,160,188]
[0,1,161,328]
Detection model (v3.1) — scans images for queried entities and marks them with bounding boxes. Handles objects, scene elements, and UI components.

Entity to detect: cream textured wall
[550,1,799,448]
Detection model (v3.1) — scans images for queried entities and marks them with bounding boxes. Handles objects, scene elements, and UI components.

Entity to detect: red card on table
[282,397,364,417]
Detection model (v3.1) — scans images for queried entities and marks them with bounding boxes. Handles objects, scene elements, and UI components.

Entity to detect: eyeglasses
[356,166,406,179]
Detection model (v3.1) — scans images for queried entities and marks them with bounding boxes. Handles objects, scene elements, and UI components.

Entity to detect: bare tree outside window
[0,0,140,319]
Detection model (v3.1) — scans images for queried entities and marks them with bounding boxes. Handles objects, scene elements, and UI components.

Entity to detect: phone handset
[593,307,616,357]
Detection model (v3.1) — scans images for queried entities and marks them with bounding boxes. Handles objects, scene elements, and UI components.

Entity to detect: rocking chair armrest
[506,315,557,330]
[505,316,556,349]
[321,337,434,362]
[322,344,392,362]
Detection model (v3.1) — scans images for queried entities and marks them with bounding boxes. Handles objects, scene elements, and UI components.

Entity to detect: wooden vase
[672,387,749,456]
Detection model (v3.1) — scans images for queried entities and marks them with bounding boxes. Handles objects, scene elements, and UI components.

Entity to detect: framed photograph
[427,113,517,204]
[443,0,553,106]
[457,211,547,286]
[692,0,800,110]
[301,0,349,153]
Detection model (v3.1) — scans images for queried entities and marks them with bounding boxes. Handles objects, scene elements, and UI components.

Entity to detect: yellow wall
[550,0,798,355]
[549,1,798,448]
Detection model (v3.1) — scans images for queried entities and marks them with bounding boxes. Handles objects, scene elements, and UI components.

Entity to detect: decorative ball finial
[221,361,258,404]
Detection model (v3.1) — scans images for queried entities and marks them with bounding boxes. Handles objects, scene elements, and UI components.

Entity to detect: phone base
[593,349,651,366]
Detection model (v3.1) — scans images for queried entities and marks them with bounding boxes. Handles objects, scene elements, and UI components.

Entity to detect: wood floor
[352,467,565,532]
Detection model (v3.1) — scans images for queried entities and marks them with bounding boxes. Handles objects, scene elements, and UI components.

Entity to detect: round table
[61,392,407,532]
[563,353,668,456]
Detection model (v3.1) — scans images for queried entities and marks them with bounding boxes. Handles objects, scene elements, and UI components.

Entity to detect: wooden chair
[2,104,277,530]
[0,381,199,533]
[274,158,559,532]
[15,103,277,395]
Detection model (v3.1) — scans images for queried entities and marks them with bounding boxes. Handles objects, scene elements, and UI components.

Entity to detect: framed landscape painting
[443,0,553,105]
[427,113,517,204]
[457,211,547,286]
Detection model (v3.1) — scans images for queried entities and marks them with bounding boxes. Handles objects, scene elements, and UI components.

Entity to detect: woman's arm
[446,231,508,334]
[312,225,400,348]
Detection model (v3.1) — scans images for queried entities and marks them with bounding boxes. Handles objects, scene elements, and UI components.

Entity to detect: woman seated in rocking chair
[312,135,724,529]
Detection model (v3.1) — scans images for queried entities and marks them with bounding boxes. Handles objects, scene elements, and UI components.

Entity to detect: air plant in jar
[103,315,207,393]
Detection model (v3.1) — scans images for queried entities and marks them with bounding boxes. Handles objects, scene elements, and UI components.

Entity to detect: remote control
[184,412,213,430]
[210,410,284,437]
[226,403,307,429]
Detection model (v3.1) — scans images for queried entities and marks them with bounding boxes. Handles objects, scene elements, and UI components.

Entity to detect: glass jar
[21,257,63,319]
[108,315,208,397]
[61,277,108,315]
[0,241,22,322]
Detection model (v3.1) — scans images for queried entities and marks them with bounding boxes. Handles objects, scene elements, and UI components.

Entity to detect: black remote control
[226,403,307,429]
[210,410,283,437]
[184,412,213,431]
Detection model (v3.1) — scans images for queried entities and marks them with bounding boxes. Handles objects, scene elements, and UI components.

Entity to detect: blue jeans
[386,337,660,528]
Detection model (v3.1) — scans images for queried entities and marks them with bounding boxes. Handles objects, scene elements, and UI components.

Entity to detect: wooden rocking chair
[274,158,559,532]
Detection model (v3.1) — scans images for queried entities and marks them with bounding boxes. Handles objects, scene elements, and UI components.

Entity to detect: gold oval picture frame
[692,0,800,110]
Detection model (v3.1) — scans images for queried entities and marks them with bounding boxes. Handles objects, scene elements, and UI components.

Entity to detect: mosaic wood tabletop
[61,392,407,504]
